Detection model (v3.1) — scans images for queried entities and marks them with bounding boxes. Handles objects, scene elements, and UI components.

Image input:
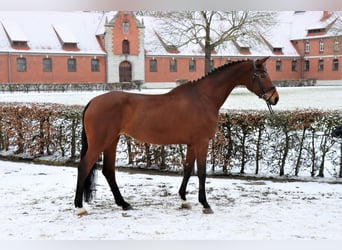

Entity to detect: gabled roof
[144,11,342,58]
[0,11,115,54]
[289,11,342,40]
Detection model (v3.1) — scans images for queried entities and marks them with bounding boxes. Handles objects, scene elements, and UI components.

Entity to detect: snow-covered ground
[1,160,342,240]
[1,85,342,111]
[1,85,342,240]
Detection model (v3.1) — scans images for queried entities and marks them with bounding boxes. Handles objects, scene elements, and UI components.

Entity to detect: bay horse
[74,57,279,216]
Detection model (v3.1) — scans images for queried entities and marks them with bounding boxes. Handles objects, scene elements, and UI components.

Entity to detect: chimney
[321,11,331,21]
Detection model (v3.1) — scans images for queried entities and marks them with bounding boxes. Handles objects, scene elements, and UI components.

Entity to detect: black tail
[81,101,98,203]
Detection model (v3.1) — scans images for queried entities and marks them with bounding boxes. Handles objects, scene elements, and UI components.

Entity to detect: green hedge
[1,103,341,178]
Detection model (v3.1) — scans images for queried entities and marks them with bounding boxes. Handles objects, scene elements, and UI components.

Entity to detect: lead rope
[267,102,274,115]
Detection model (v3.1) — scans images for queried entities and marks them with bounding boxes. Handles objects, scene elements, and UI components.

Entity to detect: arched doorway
[119,61,132,82]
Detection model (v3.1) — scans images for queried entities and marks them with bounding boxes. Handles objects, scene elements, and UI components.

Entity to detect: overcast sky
[0,0,341,11]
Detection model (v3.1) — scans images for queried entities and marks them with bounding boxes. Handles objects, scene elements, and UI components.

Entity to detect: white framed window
[122,22,129,34]
[305,40,310,53]
[319,39,324,53]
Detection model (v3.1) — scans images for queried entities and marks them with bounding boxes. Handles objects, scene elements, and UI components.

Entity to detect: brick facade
[0,53,106,83]
[105,12,145,83]
[0,11,341,85]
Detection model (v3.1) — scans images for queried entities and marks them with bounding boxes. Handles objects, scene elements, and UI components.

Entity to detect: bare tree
[149,11,277,74]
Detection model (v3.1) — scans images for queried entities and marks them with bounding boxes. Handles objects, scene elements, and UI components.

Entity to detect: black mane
[189,59,249,84]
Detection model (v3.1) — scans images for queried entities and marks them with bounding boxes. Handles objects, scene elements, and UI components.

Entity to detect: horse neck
[199,63,250,111]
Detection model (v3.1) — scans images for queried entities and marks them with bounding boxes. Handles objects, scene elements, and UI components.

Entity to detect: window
[68,58,76,72]
[305,40,310,53]
[334,39,340,52]
[276,60,282,72]
[16,57,26,72]
[189,59,196,72]
[333,59,339,71]
[91,59,99,72]
[319,39,324,53]
[43,58,52,72]
[291,60,297,72]
[150,59,157,72]
[170,59,177,72]
[122,22,129,34]
[122,40,130,54]
[318,59,324,72]
[304,60,310,72]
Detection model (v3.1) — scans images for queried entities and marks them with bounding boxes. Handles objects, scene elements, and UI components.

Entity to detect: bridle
[252,60,276,115]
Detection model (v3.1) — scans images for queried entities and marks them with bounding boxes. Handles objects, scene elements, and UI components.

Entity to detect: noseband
[252,60,276,114]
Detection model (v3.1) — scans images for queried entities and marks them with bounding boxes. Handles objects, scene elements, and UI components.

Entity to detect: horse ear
[256,56,270,66]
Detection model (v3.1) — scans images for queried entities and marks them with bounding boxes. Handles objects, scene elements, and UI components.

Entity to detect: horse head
[248,57,279,108]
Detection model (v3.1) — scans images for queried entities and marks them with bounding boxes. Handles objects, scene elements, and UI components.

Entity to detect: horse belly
[123,117,188,145]
[123,112,216,145]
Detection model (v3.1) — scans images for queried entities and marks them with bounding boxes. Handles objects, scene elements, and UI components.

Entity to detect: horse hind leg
[74,149,102,216]
[102,138,132,210]
[196,141,214,214]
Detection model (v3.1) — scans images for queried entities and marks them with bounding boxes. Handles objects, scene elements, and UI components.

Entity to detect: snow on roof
[144,11,342,58]
[289,11,342,40]
[52,23,78,44]
[0,11,115,54]
[143,12,295,57]
[1,21,28,42]
[1,11,341,58]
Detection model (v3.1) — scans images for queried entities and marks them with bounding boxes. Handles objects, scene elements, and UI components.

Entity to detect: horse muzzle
[262,89,279,105]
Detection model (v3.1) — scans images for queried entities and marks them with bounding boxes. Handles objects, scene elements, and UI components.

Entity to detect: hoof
[180,201,192,209]
[76,207,88,217]
[202,207,214,214]
[122,204,133,211]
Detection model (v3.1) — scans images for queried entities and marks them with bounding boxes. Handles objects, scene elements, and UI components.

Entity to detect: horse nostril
[274,96,279,105]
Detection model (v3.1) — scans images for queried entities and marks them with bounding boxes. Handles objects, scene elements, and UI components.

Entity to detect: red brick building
[0,11,341,85]
[143,11,342,83]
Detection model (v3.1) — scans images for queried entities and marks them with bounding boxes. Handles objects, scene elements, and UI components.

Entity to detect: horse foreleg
[178,145,195,209]
[196,142,214,214]
[102,139,132,210]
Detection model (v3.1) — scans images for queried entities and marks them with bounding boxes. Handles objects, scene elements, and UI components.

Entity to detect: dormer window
[12,41,28,48]
[273,48,282,53]
[232,39,250,54]
[1,21,29,49]
[308,28,325,34]
[53,24,78,50]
